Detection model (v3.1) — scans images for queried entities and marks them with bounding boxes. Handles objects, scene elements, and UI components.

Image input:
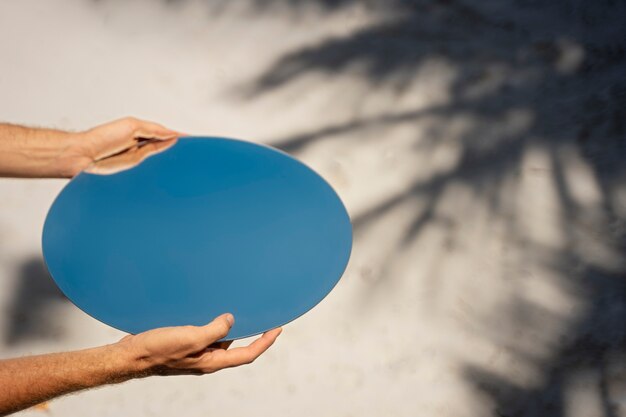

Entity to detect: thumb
[201,313,235,343]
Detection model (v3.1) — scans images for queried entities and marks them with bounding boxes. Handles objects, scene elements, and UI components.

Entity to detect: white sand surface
[0,1,624,416]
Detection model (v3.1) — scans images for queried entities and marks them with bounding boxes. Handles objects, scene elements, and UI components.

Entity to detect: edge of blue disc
[41,137,353,339]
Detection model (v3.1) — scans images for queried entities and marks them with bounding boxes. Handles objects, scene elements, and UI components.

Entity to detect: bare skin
[0,119,282,415]
[0,117,180,177]
[0,314,281,416]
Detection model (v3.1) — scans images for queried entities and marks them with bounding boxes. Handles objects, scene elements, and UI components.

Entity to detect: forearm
[0,343,143,416]
[0,123,82,178]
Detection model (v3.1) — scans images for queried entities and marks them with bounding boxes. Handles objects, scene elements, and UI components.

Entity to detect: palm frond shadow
[82,0,626,412]
[242,0,626,415]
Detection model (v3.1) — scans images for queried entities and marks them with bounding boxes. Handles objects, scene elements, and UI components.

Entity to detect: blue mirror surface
[42,137,352,340]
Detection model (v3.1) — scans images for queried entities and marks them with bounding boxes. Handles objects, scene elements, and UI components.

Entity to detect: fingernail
[225,313,234,326]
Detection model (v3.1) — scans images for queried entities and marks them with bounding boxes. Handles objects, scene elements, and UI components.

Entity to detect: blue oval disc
[42,137,352,339]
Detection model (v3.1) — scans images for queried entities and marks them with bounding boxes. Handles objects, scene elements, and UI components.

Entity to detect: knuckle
[122,116,140,129]
[196,359,218,374]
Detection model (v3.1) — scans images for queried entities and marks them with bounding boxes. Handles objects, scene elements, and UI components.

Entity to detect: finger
[188,339,233,358]
[131,118,181,140]
[86,138,176,174]
[86,138,177,175]
[89,137,139,162]
[198,313,235,345]
[132,137,178,160]
[214,327,282,368]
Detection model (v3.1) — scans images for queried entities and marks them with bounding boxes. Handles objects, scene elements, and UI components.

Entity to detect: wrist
[53,131,94,177]
[111,336,154,379]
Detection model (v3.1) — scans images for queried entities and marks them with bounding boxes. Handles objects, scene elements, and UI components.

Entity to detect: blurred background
[0,0,625,416]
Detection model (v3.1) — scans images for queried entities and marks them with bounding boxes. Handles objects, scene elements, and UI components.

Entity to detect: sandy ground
[0,1,625,416]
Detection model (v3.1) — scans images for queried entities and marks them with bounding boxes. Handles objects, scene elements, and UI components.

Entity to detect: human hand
[63,117,181,176]
[117,314,282,376]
